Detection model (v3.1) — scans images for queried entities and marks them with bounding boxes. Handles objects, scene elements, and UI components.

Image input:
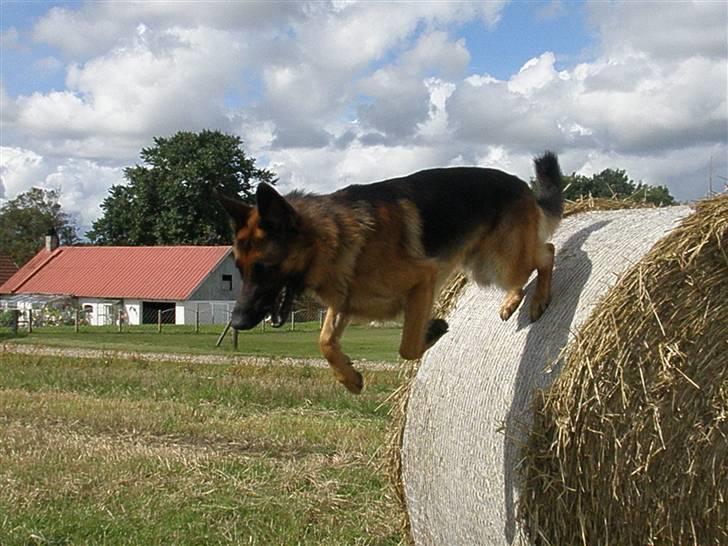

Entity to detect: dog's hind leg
[530,242,555,321]
[497,258,533,322]
[493,213,551,322]
[499,287,526,321]
[319,308,363,394]
[400,270,438,360]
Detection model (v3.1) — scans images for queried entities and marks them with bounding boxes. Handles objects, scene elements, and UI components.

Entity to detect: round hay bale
[520,194,727,546]
[399,203,697,545]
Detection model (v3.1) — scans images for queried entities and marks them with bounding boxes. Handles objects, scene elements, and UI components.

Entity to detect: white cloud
[0,147,50,198]
[44,159,124,229]
[447,38,727,156]
[572,55,727,153]
[31,1,308,58]
[588,0,728,61]
[397,31,471,80]
[417,78,457,141]
[32,6,127,58]
[351,31,470,142]
[268,141,465,194]
[261,62,340,148]
[508,52,560,96]
[293,2,502,72]
[258,6,490,148]
[0,146,124,231]
[2,0,725,227]
[13,26,243,158]
[447,62,577,152]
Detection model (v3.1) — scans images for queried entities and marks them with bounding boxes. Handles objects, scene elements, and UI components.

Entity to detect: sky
[1,0,726,235]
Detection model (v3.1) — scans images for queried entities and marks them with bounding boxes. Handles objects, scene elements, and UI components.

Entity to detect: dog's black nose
[231,305,257,330]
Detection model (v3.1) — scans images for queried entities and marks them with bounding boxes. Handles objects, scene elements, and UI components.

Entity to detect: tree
[87,130,275,245]
[0,187,79,266]
[563,168,676,206]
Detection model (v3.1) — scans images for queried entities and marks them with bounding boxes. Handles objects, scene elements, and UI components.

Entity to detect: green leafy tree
[87,130,275,245]
[0,187,79,266]
[563,168,676,205]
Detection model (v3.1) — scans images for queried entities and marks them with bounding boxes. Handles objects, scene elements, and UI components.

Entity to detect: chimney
[45,228,59,252]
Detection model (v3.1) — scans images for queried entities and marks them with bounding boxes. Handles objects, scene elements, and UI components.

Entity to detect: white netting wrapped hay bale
[399,203,702,545]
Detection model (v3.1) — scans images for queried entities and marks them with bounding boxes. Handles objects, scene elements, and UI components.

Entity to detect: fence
[1,306,101,334]
[2,296,328,337]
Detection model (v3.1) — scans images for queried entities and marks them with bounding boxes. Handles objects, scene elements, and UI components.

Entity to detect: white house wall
[0,298,34,316]
[78,299,112,326]
[124,301,141,326]
[176,301,234,325]
[78,299,142,326]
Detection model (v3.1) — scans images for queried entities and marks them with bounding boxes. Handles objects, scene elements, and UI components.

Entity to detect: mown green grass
[0,353,406,545]
[1,322,402,362]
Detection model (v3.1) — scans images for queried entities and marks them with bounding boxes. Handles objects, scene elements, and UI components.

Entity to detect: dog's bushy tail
[533,151,564,219]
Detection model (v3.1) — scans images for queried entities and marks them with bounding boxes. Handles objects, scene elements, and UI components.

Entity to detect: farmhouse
[0,233,241,326]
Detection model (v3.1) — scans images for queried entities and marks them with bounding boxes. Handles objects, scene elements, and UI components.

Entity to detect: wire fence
[0,295,329,337]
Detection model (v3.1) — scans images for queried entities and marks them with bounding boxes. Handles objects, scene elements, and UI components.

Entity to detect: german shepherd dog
[217,152,563,394]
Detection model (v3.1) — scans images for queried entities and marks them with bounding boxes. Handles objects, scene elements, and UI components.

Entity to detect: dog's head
[218,184,307,330]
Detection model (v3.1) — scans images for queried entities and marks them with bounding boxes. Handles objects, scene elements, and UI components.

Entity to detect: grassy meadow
[0,351,407,545]
[1,322,402,362]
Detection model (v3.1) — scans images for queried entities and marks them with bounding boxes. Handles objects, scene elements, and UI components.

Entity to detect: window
[222,274,233,291]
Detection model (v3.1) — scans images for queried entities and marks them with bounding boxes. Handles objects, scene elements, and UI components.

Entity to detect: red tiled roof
[0,251,19,286]
[0,246,232,301]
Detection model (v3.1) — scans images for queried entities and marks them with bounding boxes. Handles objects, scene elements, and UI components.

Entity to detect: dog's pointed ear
[215,189,252,231]
[256,183,299,234]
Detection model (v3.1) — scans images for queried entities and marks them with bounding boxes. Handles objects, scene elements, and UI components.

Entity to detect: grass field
[0,352,406,545]
[1,322,403,362]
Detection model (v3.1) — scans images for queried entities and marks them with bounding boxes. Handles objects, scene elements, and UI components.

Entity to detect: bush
[0,309,19,327]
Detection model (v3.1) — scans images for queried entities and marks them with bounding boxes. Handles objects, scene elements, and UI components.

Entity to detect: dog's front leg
[319,308,364,394]
[399,272,439,361]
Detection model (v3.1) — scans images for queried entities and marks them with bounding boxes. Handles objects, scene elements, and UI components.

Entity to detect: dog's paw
[425,318,449,347]
[341,369,364,395]
[499,289,524,321]
[499,302,518,321]
[345,370,364,394]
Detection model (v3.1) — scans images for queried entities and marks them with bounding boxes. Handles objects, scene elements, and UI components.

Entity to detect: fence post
[157,310,162,333]
[75,308,80,333]
[232,327,238,350]
[216,320,231,347]
[290,310,295,331]
[319,309,324,329]
[195,303,200,334]
[118,309,123,333]
[10,309,19,336]
[28,309,33,334]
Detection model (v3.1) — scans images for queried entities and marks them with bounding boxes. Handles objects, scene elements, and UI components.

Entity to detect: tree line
[1,130,676,267]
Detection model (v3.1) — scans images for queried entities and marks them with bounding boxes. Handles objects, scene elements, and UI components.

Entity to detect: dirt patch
[1,343,398,371]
